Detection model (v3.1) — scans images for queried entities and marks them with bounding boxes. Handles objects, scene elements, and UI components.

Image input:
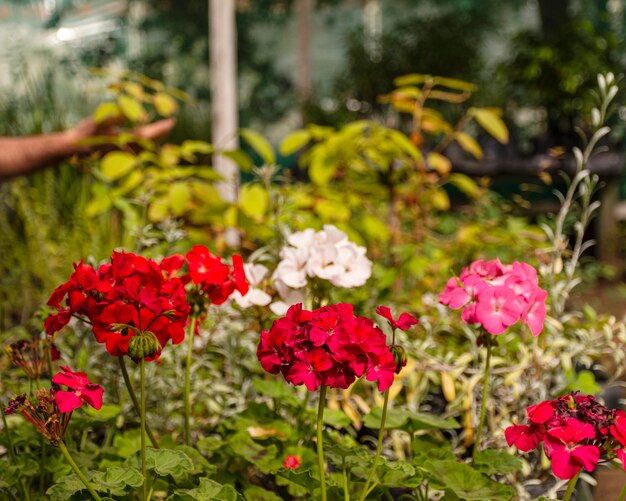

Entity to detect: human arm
[0,117,176,179]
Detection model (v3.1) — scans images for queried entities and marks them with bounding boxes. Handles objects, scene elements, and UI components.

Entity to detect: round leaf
[101,151,137,181]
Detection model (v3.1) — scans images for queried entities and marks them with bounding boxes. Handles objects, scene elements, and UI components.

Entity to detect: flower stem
[562,471,580,501]
[342,457,350,501]
[118,356,159,448]
[359,388,390,501]
[184,315,198,446]
[58,440,102,501]
[316,385,328,501]
[472,340,492,462]
[140,358,147,501]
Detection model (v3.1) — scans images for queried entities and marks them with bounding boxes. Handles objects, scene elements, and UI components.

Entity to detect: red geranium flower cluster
[506,393,626,479]
[439,259,547,336]
[164,246,249,318]
[257,303,397,392]
[44,251,190,361]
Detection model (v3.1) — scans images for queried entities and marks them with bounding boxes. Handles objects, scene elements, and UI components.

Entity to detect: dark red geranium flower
[257,303,397,392]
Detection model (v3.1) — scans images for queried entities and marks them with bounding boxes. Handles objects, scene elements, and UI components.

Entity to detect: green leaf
[85,190,112,217]
[101,151,137,181]
[314,199,350,222]
[424,460,515,500]
[167,477,239,501]
[409,412,460,431]
[47,473,86,501]
[308,149,336,185]
[363,407,411,430]
[146,447,194,477]
[324,409,352,429]
[388,129,422,162]
[473,449,523,475]
[181,140,214,156]
[153,92,179,116]
[251,379,300,408]
[169,182,192,215]
[244,486,282,501]
[470,108,508,144]
[280,130,312,156]
[455,132,483,160]
[118,94,147,122]
[430,188,451,211]
[239,184,269,221]
[567,370,601,394]
[448,173,480,199]
[222,149,254,171]
[240,128,275,165]
[93,102,121,124]
[433,76,477,92]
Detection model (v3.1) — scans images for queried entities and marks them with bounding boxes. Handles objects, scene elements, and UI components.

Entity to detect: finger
[133,118,176,142]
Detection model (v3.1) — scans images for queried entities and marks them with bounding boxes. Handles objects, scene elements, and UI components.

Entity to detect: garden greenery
[1,72,625,501]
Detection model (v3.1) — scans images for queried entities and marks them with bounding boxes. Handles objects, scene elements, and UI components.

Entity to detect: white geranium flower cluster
[231,225,372,316]
[273,225,372,289]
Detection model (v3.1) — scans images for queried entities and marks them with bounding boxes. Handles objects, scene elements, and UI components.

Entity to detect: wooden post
[295,0,313,124]
[209,0,240,246]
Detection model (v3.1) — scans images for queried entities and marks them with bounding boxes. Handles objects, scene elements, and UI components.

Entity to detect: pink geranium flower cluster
[439,259,547,336]
[257,303,398,392]
[506,393,626,479]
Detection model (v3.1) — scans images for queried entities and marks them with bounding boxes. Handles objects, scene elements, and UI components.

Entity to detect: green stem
[58,440,102,501]
[562,471,580,501]
[184,315,198,446]
[140,358,147,501]
[118,357,159,448]
[472,341,492,462]
[342,457,350,501]
[359,389,390,501]
[618,480,626,501]
[316,385,328,501]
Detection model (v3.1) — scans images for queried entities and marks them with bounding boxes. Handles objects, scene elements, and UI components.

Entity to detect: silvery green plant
[541,72,619,318]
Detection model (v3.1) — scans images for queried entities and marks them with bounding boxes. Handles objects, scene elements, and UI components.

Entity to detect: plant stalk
[2,409,30,501]
[472,340,492,462]
[359,388,390,501]
[118,356,159,448]
[58,440,102,501]
[562,471,580,501]
[316,385,328,501]
[184,315,198,446]
[140,358,147,501]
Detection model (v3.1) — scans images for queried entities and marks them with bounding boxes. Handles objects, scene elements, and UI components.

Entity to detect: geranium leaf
[146,447,194,477]
[424,460,515,500]
[280,130,312,156]
[473,449,523,475]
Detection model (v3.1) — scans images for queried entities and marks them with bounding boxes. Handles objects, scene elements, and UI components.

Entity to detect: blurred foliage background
[1,0,626,330]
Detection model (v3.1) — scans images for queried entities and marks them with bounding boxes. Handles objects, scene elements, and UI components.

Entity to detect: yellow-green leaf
[222,149,253,171]
[432,76,477,92]
[85,192,112,217]
[239,183,269,221]
[93,102,121,124]
[118,95,147,122]
[314,199,350,222]
[388,130,422,162]
[455,132,483,160]
[169,182,191,215]
[430,188,450,210]
[309,150,336,186]
[279,130,312,156]
[240,128,275,165]
[427,152,451,175]
[470,107,509,144]
[101,151,137,181]
[394,74,428,87]
[124,82,145,99]
[448,173,480,199]
[153,92,178,117]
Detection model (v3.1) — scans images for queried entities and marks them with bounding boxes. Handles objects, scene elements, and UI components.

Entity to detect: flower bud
[390,345,407,374]
[128,333,160,360]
